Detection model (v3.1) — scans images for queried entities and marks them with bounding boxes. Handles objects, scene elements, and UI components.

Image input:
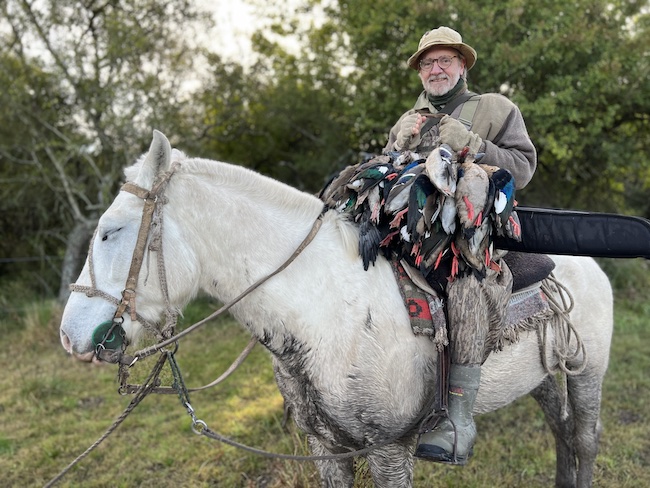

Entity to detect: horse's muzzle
[60,329,103,364]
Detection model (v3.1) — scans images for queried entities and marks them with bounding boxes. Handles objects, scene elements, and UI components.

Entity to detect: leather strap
[416,91,478,135]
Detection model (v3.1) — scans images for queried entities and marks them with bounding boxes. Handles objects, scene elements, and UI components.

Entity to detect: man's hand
[439,115,483,153]
[395,113,427,150]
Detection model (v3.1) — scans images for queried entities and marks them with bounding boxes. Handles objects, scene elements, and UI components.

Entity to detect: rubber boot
[415,364,481,465]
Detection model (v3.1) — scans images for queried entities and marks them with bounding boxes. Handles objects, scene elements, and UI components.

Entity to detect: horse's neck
[165,160,429,395]
[169,160,325,304]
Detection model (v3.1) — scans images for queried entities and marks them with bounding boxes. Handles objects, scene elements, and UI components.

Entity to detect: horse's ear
[136,130,172,188]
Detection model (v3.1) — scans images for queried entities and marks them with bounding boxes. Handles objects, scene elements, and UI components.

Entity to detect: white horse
[60,131,613,488]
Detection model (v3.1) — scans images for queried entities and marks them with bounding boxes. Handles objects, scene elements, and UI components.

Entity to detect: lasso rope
[538,273,587,376]
[538,273,587,420]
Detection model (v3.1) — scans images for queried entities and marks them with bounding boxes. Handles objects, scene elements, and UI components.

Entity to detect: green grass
[1,259,649,487]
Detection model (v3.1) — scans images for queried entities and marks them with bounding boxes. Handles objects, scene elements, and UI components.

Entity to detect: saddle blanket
[391,259,554,352]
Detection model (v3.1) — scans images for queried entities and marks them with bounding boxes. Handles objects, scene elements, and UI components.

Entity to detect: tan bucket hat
[407,26,477,71]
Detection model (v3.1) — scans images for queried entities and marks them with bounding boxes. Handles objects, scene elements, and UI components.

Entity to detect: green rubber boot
[415,364,481,465]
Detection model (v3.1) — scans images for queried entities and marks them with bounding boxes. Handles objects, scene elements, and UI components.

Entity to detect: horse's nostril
[60,330,98,362]
[60,329,73,354]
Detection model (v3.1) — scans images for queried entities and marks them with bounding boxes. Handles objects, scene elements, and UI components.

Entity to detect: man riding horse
[384,26,537,465]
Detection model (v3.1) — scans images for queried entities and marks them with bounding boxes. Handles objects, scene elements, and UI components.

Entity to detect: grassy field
[0,259,648,487]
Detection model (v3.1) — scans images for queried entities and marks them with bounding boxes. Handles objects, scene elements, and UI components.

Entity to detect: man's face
[418,47,466,97]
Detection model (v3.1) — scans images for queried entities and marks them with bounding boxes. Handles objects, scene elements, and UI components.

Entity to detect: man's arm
[469,95,537,189]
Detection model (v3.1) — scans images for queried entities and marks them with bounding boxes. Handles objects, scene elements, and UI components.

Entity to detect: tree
[251,0,650,214]
[0,0,212,301]
[198,37,355,192]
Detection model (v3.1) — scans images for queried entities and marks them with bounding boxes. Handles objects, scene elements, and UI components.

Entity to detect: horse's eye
[101,228,122,241]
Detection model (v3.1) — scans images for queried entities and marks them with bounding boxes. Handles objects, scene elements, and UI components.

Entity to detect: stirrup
[414,416,474,466]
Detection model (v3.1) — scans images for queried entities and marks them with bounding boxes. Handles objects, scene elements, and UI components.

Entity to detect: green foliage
[0,0,213,296]
[0,50,74,294]
[252,0,650,213]
[198,47,354,192]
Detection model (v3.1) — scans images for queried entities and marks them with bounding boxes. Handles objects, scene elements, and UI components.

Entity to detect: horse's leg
[365,442,414,488]
[530,374,577,488]
[567,372,603,488]
[307,435,355,488]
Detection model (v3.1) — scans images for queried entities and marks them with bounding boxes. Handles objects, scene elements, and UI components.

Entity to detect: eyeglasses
[418,56,458,71]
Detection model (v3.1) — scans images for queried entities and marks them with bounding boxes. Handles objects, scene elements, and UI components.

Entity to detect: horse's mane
[125,148,360,258]
[127,149,318,214]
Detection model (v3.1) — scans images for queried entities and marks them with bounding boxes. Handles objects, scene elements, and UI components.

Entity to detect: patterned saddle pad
[392,258,555,353]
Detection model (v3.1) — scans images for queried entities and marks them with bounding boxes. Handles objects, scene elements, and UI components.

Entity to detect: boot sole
[414,444,473,466]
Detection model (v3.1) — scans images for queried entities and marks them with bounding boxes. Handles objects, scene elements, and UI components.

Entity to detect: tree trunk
[58,221,95,305]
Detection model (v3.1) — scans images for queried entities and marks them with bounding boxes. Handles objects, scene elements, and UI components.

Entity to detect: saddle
[503,251,556,292]
[422,251,555,294]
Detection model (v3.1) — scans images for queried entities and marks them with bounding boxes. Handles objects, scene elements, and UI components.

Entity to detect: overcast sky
[208,0,258,62]
[203,0,328,64]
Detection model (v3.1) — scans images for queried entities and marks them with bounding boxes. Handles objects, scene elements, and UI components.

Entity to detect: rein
[130,204,328,362]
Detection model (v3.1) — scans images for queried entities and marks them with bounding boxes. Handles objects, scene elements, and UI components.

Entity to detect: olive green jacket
[385,91,537,190]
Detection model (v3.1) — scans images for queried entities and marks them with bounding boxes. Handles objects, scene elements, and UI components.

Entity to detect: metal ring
[191,419,207,435]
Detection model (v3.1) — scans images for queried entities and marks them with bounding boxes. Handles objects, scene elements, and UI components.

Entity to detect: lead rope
[118,337,258,395]
[166,346,425,462]
[43,352,168,488]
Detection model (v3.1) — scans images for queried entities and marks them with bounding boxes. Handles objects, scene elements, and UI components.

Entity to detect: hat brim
[407,43,477,71]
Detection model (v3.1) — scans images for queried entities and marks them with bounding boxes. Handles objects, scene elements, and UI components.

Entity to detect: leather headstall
[114,169,177,325]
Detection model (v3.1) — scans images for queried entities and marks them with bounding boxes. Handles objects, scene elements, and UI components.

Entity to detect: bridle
[69,162,181,364]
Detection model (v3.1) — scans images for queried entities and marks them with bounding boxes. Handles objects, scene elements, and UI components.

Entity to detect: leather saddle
[424,251,556,293]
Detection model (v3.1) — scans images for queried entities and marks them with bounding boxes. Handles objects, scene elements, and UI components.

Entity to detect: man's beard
[422,72,461,97]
